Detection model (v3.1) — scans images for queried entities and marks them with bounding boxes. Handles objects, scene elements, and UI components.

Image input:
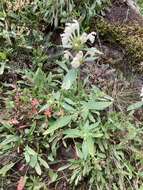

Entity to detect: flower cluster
[64,47,102,68]
[61,20,96,49]
[61,20,102,68]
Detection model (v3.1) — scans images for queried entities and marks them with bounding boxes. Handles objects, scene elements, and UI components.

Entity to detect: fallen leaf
[31,98,39,107]
[18,125,28,129]
[17,176,26,190]
[19,164,26,172]
[10,118,19,125]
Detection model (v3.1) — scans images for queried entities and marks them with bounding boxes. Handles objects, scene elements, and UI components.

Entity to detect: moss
[94,19,143,73]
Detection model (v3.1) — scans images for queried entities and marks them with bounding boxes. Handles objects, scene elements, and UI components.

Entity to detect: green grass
[138,0,143,14]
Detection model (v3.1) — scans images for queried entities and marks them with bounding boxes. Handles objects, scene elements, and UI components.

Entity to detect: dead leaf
[31,98,39,107]
[10,118,19,125]
[44,108,52,118]
[17,176,26,190]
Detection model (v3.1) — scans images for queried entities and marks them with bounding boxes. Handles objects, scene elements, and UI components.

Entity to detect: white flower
[61,20,80,48]
[80,32,88,44]
[61,20,102,68]
[64,50,73,60]
[71,51,83,68]
[61,20,97,50]
[140,86,143,101]
[87,32,96,43]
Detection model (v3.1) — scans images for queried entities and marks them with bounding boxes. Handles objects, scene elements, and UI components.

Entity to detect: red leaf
[31,98,39,107]
[32,108,38,114]
[17,176,26,190]
[44,108,52,118]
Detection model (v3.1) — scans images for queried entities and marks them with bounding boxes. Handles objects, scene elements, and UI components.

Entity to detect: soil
[105,0,143,25]
[99,0,143,72]
[83,0,143,116]
[90,0,143,88]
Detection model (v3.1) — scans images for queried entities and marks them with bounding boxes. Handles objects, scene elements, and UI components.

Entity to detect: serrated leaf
[44,115,72,135]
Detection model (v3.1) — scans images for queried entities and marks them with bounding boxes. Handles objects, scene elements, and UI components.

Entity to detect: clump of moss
[94,19,143,74]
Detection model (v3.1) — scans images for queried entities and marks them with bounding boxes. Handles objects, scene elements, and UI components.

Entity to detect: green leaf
[0,52,6,60]
[39,104,49,113]
[44,115,72,135]
[91,133,103,138]
[25,146,36,156]
[83,120,89,130]
[89,121,100,130]
[49,170,58,183]
[62,69,77,90]
[24,152,30,163]
[85,137,95,157]
[62,103,75,111]
[64,98,76,105]
[56,60,68,72]
[38,157,49,169]
[58,164,71,171]
[0,163,15,177]
[127,101,143,111]
[82,140,88,160]
[81,105,89,120]
[138,185,143,190]
[64,129,82,138]
[86,100,112,111]
[0,62,5,75]
[0,135,19,149]
[29,155,38,168]
[28,123,36,136]
[127,124,137,140]
[35,163,42,175]
[33,68,47,88]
